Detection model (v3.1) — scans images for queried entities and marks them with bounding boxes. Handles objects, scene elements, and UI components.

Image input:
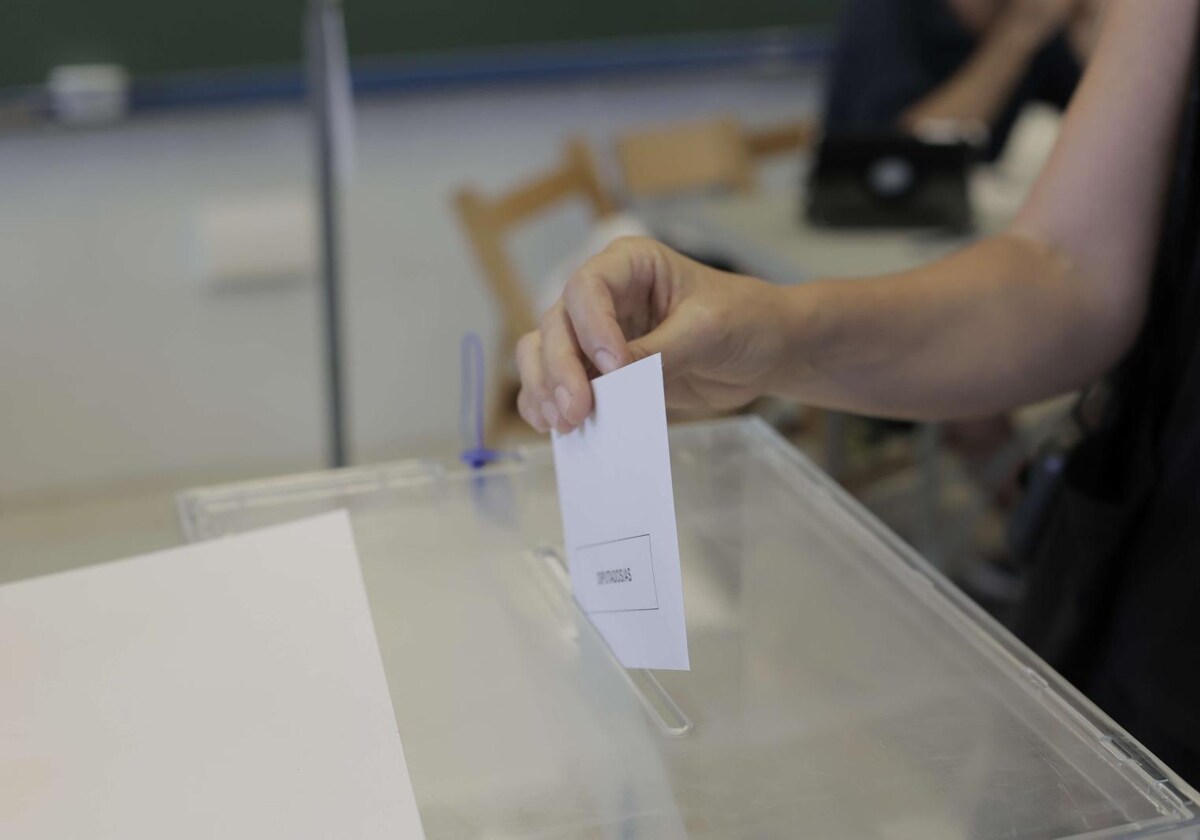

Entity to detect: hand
[515,237,791,434]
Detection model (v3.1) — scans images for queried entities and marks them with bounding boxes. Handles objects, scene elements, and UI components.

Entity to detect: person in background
[824,0,1103,158]
[516,1,1200,783]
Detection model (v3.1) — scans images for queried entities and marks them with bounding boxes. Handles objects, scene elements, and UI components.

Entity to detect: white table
[638,162,1027,286]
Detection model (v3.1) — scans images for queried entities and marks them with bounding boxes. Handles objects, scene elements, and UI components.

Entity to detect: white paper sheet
[0,510,425,840]
[551,354,690,670]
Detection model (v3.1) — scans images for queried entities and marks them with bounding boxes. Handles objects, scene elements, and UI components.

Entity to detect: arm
[901,0,1078,131]
[517,0,1196,433]
[783,0,1193,420]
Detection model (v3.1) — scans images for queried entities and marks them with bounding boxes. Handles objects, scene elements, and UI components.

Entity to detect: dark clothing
[823,0,1081,160]
[1015,48,1200,784]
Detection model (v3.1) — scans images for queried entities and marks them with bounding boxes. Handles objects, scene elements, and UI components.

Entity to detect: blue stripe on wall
[121,28,829,112]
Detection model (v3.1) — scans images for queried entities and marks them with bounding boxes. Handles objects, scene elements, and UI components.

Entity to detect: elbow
[1005,226,1153,386]
[1063,238,1155,379]
[1082,269,1151,377]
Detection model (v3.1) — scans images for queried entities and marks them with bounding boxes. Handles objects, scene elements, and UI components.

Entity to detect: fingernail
[554,385,572,419]
[595,349,618,374]
[541,400,560,428]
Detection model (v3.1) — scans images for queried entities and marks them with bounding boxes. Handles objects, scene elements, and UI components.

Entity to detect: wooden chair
[744,119,817,163]
[455,137,616,444]
[616,116,753,199]
[616,116,816,199]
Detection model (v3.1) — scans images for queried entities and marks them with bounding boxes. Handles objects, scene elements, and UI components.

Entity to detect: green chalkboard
[1,0,838,89]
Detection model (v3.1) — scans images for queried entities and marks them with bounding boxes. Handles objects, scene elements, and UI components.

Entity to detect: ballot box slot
[176,458,444,541]
[532,545,692,738]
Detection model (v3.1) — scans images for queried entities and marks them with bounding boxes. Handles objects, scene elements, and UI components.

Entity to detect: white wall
[0,66,822,499]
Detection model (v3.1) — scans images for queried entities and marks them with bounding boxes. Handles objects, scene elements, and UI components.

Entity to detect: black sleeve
[1030,36,1083,110]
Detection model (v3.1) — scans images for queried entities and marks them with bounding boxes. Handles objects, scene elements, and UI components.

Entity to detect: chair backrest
[454,137,615,440]
[744,119,816,162]
[616,116,816,199]
[456,136,615,344]
[616,116,754,199]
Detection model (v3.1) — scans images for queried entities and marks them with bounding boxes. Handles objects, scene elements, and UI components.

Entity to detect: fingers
[515,332,550,434]
[538,303,594,431]
[516,307,596,434]
[516,237,688,434]
[562,237,671,375]
[562,269,630,377]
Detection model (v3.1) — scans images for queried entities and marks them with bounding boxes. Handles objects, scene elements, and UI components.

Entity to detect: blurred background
[0,0,1074,624]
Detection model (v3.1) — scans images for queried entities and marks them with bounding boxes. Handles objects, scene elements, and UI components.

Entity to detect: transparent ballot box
[177,418,1200,839]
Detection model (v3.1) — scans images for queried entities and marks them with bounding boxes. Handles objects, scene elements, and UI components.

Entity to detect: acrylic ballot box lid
[177,418,1200,839]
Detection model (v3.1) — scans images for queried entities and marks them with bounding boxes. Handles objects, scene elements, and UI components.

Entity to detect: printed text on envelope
[574,534,659,613]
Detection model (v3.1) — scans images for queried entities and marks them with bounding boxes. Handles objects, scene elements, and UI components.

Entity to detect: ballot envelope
[178,417,1200,839]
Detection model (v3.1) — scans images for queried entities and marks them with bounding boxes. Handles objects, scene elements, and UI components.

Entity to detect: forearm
[518,4,1197,434]
[901,13,1045,130]
[772,232,1107,420]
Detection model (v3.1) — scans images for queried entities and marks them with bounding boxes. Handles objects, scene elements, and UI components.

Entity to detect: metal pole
[306,0,347,468]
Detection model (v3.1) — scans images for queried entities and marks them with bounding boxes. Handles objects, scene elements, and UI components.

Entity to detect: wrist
[766,283,828,397]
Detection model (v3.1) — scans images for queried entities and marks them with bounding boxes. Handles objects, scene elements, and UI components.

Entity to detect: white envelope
[1,511,424,839]
[552,354,690,670]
